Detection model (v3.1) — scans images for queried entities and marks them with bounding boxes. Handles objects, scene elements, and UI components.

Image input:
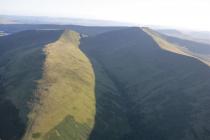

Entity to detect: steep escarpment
[0,29,96,140]
[0,30,62,140]
[144,28,210,66]
[22,30,96,140]
[81,27,210,140]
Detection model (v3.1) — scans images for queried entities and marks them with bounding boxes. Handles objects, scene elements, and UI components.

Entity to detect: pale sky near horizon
[0,0,210,31]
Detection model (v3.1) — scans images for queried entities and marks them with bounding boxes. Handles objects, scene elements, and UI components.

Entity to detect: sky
[0,0,210,31]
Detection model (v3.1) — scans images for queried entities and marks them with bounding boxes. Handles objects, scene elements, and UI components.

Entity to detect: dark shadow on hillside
[0,100,25,140]
[0,30,63,140]
[0,75,25,140]
[80,27,210,140]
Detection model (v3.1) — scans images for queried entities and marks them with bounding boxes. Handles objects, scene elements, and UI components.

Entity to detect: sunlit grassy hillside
[0,29,96,140]
[23,30,96,140]
[144,28,210,66]
[0,30,62,140]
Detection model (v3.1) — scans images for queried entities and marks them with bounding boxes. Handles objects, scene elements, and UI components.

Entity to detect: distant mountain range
[0,15,135,26]
[0,24,210,140]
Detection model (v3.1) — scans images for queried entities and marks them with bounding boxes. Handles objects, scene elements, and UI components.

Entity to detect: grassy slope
[23,30,95,140]
[0,30,62,140]
[147,28,210,66]
[157,29,210,45]
[81,27,210,140]
[165,34,210,63]
[143,28,190,56]
[0,30,63,120]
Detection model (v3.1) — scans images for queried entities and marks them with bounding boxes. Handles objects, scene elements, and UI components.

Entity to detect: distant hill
[157,29,210,45]
[0,24,127,36]
[147,28,210,66]
[1,26,210,140]
[0,18,17,24]
[0,15,134,26]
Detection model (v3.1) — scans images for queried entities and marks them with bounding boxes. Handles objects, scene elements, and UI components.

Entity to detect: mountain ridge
[81,27,210,140]
[1,26,210,140]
